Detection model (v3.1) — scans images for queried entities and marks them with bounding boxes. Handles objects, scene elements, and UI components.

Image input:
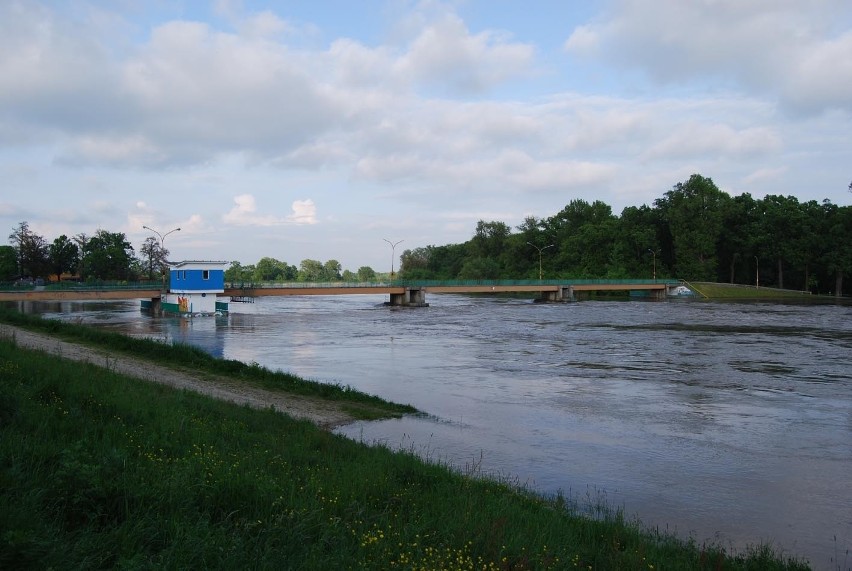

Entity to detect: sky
[1,0,851,273]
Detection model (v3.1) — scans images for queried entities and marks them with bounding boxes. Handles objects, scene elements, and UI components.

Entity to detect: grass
[0,308,416,421]
[0,334,812,569]
[687,282,821,300]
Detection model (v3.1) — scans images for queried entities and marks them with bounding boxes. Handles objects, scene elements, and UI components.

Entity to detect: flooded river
[8,295,851,569]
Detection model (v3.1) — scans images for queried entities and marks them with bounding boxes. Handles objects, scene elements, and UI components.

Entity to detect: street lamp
[648,249,657,282]
[143,225,180,289]
[383,238,404,281]
[527,242,554,281]
[754,255,759,289]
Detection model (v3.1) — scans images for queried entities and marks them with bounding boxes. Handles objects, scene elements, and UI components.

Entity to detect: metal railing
[225,278,681,289]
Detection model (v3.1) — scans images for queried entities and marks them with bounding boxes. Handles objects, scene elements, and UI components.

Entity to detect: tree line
[398,174,852,296]
[1,221,379,285]
[5,174,850,294]
[2,223,147,283]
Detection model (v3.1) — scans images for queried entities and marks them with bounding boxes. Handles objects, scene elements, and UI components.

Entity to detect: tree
[81,230,134,280]
[717,193,759,284]
[470,220,510,260]
[323,260,342,281]
[458,257,501,280]
[656,174,727,281]
[357,266,377,281]
[400,248,430,277]
[8,221,49,279]
[48,235,79,281]
[822,202,852,296]
[298,259,325,282]
[0,246,17,282]
[757,195,805,289]
[254,257,296,282]
[140,236,168,280]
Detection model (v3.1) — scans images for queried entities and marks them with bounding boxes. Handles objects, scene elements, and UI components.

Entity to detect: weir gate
[0,279,683,307]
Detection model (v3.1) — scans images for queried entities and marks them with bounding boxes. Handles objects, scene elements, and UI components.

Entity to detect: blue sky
[2,0,851,273]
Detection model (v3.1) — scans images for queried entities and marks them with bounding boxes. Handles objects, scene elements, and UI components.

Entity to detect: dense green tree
[717,193,759,284]
[298,259,325,282]
[0,245,17,281]
[822,203,852,296]
[254,257,297,282]
[612,205,660,279]
[470,220,511,260]
[324,260,342,281]
[225,262,256,284]
[81,230,134,280]
[357,266,377,281]
[757,195,806,289]
[656,175,727,281]
[48,235,79,281]
[458,257,501,280]
[400,247,431,277]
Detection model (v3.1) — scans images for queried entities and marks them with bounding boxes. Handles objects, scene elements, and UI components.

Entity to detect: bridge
[0,279,683,307]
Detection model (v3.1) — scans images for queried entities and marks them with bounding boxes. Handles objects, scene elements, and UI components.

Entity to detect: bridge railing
[225,278,681,289]
[0,280,162,292]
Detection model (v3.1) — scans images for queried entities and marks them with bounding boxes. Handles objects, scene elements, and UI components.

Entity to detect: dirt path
[0,324,356,429]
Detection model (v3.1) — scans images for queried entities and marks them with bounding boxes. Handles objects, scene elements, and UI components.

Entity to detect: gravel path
[0,324,355,428]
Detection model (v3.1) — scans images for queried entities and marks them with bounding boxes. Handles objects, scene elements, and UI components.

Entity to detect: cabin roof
[168,260,229,270]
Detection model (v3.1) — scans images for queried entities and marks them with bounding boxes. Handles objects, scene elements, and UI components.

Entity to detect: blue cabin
[161,260,229,315]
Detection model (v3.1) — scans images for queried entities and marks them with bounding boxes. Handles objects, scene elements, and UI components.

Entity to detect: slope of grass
[687,282,817,299]
[0,338,811,570]
[0,308,415,419]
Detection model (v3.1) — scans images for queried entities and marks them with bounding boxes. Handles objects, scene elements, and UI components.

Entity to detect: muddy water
[10,295,852,569]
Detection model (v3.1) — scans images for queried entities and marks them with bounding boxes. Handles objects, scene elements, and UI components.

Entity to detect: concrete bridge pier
[536,286,575,303]
[386,287,429,307]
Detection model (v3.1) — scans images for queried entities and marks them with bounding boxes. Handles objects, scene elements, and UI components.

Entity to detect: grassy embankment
[0,313,811,569]
[687,282,819,300]
[0,309,414,422]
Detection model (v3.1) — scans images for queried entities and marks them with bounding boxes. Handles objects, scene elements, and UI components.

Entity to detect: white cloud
[287,199,317,225]
[643,124,782,161]
[394,11,535,93]
[223,194,317,226]
[565,0,852,114]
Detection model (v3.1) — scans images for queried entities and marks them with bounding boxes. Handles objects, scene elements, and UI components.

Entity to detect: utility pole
[143,225,180,290]
[383,238,404,281]
[527,242,554,281]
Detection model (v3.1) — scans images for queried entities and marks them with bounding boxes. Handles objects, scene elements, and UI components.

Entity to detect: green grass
[687,282,819,299]
[0,308,415,420]
[0,337,811,570]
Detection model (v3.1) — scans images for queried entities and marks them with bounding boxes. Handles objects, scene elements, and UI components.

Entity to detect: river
[7,294,851,570]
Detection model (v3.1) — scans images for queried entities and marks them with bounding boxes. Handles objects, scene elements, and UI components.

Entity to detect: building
[159,260,229,315]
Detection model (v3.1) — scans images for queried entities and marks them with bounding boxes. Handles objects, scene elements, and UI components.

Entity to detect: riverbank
[0,311,812,569]
[687,281,839,300]
[0,309,416,426]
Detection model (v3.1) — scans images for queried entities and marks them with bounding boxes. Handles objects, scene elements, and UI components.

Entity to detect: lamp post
[754,255,759,289]
[143,225,180,290]
[527,242,554,281]
[648,249,657,282]
[383,238,403,281]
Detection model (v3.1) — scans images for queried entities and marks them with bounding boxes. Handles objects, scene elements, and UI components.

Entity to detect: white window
[202,270,210,280]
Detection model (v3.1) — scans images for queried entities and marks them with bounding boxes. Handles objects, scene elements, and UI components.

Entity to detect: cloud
[393,11,535,93]
[642,124,782,161]
[223,194,317,226]
[286,199,317,225]
[564,0,852,115]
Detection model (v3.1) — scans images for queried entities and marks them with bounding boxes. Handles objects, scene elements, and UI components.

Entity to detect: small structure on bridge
[146,260,229,315]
